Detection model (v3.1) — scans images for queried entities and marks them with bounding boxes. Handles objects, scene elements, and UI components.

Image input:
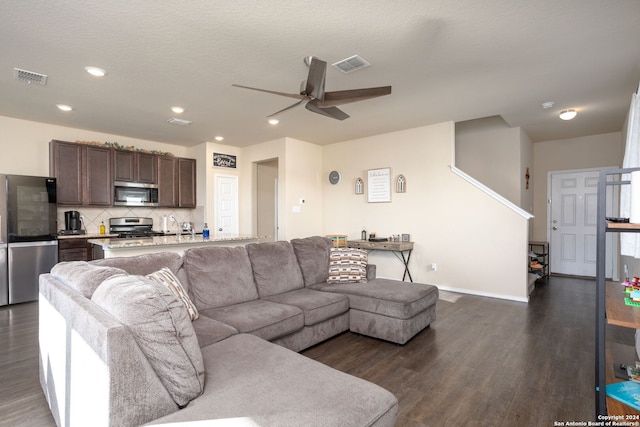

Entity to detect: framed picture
[402,234,410,242]
[367,168,391,203]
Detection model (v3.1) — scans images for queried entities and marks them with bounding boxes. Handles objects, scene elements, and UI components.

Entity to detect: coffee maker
[62,210,85,235]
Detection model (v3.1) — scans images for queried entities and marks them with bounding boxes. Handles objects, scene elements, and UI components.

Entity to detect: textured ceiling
[1,1,639,147]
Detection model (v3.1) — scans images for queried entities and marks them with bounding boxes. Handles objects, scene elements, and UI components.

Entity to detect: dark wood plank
[304,276,598,426]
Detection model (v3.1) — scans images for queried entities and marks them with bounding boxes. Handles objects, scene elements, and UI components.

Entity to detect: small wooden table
[347,240,414,282]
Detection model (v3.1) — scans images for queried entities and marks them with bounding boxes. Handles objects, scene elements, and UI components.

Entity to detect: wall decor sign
[213,153,237,168]
[367,167,391,203]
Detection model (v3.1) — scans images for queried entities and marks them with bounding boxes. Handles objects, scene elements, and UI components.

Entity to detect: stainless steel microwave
[113,181,159,207]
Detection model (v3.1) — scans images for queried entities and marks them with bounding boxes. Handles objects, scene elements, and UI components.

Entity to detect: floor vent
[332,55,371,73]
[13,68,48,85]
[167,118,192,126]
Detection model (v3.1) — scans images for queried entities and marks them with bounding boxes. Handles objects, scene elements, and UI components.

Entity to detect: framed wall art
[367,167,391,203]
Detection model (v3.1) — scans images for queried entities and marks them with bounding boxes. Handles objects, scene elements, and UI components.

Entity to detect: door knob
[552,226,558,231]
[219,228,223,231]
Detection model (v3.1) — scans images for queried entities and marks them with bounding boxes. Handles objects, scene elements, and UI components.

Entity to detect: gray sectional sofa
[39,236,438,427]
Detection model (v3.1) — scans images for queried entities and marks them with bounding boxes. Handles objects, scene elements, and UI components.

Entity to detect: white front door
[215,174,238,235]
[549,169,616,278]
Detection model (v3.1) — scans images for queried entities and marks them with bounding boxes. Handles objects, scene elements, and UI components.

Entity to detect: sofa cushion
[312,278,439,319]
[199,299,303,341]
[147,334,398,427]
[50,261,127,298]
[291,236,334,286]
[91,251,183,277]
[191,315,238,348]
[263,288,350,326]
[146,267,199,321]
[91,274,205,407]
[327,247,368,284]
[183,246,258,310]
[246,241,304,297]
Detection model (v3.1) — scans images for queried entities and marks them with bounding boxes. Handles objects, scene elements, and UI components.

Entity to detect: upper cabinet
[50,140,195,208]
[157,155,177,207]
[178,158,196,208]
[113,150,158,184]
[50,140,112,206]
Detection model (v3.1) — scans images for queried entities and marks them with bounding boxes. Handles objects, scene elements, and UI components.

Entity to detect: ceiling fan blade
[305,100,349,121]
[304,57,326,100]
[232,84,308,101]
[318,86,392,107]
[267,99,304,117]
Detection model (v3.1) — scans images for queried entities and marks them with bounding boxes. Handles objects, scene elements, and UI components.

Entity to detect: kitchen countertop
[88,234,261,249]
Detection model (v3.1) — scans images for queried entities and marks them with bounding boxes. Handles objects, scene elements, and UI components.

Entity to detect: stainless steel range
[109,217,164,238]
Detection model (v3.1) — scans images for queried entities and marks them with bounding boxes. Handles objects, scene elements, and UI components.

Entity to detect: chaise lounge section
[39,236,438,426]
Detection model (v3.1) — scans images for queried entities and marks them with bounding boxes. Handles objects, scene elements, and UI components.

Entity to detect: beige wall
[455,119,533,214]
[323,122,531,301]
[238,137,324,240]
[0,115,190,177]
[531,132,623,241]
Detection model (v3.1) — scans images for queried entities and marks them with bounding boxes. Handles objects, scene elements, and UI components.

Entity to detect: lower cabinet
[58,238,93,262]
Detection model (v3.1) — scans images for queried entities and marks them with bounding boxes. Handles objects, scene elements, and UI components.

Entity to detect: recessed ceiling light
[171,106,184,114]
[559,109,577,120]
[268,118,279,125]
[56,104,73,112]
[214,136,224,141]
[84,66,106,77]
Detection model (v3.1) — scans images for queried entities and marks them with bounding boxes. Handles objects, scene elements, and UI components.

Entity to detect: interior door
[214,174,238,235]
[549,169,616,277]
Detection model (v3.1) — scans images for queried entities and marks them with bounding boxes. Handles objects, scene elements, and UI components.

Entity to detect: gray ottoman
[311,278,438,344]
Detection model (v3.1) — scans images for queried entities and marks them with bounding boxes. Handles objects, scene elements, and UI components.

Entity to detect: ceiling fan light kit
[232,56,391,121]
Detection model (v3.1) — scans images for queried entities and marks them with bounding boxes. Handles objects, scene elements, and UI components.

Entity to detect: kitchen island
[89,234,263,259]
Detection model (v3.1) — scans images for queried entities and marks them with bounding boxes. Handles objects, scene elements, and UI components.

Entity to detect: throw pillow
[146,267,199,321]
[92,275,205,407]
[327,247,368,284]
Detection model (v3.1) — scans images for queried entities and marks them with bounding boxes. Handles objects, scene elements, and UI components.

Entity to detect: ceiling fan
[232,56,391,121]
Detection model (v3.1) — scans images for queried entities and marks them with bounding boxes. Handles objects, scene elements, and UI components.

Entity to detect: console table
[347,240,414,282]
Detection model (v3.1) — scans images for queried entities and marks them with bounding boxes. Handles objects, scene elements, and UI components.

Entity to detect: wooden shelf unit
[596,168,640,417]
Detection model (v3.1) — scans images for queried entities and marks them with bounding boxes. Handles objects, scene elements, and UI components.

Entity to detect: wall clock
[328,170,341,185]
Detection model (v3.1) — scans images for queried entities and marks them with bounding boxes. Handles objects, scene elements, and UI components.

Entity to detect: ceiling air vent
[167,118,192,126]
[13,68,48,85]
[331,55,371,73]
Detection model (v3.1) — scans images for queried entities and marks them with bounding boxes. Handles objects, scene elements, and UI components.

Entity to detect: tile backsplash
[57,206,204,234]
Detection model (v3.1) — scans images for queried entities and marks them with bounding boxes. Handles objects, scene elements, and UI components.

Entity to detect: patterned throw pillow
[327,248,368,284]
[147,267,199,321]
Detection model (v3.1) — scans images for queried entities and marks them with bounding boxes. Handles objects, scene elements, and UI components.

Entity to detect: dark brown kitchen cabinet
[178,157,196,208]
[50,141,83,205]
[157,155,177,207]
[58,238,93,262]
[85,145,113,205]
[50,140,112,206]
[113,150,158,184]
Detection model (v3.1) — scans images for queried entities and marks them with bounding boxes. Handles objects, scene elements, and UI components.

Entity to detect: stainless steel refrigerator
[0,174,58,306]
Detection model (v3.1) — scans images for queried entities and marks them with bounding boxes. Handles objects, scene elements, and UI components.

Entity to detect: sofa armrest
[39,273,177,427]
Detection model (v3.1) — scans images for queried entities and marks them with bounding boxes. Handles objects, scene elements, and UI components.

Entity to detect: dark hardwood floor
[0,276,616,426]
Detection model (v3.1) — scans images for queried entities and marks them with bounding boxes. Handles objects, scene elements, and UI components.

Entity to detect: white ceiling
[1,1,639,148]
